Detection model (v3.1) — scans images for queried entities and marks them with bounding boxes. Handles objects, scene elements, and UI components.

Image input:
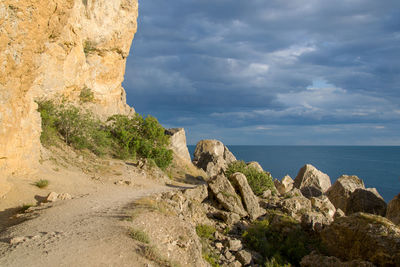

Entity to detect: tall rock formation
[0,0,138,196]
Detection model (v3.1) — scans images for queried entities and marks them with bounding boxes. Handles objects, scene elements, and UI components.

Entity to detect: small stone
[10,236,25,245]
[262,189,272,198]
[228,260,242,267]
[215,242,224,250]
[58,193,72,200]
[228,239,242,252]
[225,250,234,261]
[46,192,59,202]
[236,250,252,265]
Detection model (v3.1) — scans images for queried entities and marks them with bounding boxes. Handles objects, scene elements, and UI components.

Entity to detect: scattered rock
[347,188,387,216]
[280,195,312,220]
[165,128,192,162]
[262,189,272,199]
[310,195,336,219]
[46,192,59,202]
[246,161,264,172]
[387,193,400,225]
[192,140,236,177]
[208,174,247,217]
[326,175,365,214]
[274,175,294,195]
[236,250,252,265]
[228,239,243,252]
[10,236,25,245]
[301,251,375,267]
[215,242,224,250]
[230,172,264,220]
[321,212,400,266]
[182,184,208,203]
[301,211,332,231]
[58,193,72,200]
[228,260,242,267]
[294,164,331,198]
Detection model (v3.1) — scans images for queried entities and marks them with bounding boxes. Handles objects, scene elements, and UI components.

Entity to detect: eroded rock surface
[347,188,387,216]
[274,175,294,195]
[294,164,331,198]
[321,212,400,266]
[326,175,365,214]
[387,193,400,225]
[165,128,192,162]
[0,0,138,195]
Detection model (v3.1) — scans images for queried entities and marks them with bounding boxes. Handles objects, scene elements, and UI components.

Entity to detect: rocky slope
[0,0,138,196]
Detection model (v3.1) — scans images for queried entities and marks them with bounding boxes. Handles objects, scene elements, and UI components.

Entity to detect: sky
[122,0,400,145]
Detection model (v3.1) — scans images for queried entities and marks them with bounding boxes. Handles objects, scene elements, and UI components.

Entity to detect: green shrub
[36,100,172,169]
[226,160,275,195]
[107,114,173,169]
[79,87,94,103]
[203,252,221,267]
[242,217,319,266]
[195,224,216,240]
[83,40,97,55]
[34,179,49,188]
[129,228,150,244]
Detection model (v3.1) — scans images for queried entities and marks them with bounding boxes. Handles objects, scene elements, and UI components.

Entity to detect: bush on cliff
[226,160,275,195]
[36,100,172,169]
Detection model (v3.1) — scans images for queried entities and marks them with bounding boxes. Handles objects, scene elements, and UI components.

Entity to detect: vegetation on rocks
[129,228,150,244]
[34,179,49,188]
[242,212,321,266]
[37,99,173,169]
[226,160,275,195]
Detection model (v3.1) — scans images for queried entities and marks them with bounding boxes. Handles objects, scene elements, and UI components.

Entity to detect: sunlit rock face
[0,0,138,196]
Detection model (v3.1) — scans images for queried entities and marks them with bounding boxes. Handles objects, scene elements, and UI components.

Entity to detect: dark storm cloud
[123,0,400,144]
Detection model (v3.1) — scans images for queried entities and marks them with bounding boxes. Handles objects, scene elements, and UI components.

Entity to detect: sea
[188,145,400,202]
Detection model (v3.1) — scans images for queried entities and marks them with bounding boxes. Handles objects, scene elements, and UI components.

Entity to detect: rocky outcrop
[274,175,294,195]
[230,172,264,220]
[347,188,387,216]
[321,212,400,266]
[294,164,331,198]
[387,193,400,225]
[326,175,365,214]
[0,0,138,195]
[208,174,247,217]
[280,195,312,221]
[192,140,236,177]
[165,128,192,162]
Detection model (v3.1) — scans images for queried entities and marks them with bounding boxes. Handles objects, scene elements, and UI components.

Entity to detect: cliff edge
[0,0,138,196]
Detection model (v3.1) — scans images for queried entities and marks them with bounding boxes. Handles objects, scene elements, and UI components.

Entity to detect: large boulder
[310,195,336,220]
[347,188,387,216]
[208,174,247,217]
[294,164,331,198]
[274,175,294,195]
[320,212,400,266]
[192,140,236,177]
[165,128,192,162]
[230,172,264,220]
[326,175,365,214]
[387,193,400,225]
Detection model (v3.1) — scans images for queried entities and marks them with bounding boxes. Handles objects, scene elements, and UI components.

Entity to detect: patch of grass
[83,40,97,55]
[133,198,174,216]
[34,179,49,188]
[141,245,178,267]
[79,87,94,103]
[196,224,216,240]
[203,252,221,267]
[226,160,275,195]
[129,228,150,244]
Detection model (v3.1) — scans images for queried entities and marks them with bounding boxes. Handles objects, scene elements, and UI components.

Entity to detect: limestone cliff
[0,0,138,196]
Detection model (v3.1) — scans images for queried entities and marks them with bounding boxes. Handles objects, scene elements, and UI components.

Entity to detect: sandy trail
[0,184,173,267]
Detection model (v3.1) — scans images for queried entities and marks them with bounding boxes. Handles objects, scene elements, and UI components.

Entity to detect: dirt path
[0,184,173,266]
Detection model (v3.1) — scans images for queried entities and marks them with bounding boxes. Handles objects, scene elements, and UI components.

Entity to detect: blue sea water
[188,145,400,202]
